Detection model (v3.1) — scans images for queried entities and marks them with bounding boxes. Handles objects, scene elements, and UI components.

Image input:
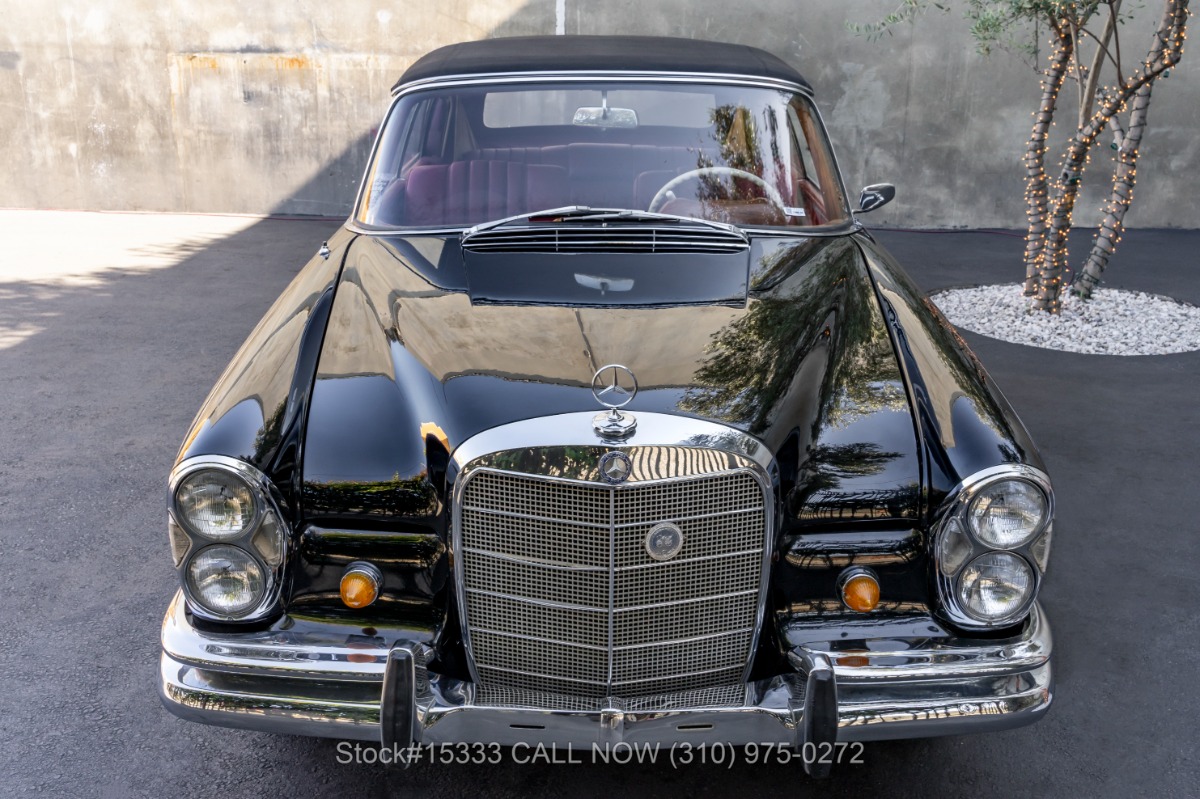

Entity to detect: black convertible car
[159,36,1053,773]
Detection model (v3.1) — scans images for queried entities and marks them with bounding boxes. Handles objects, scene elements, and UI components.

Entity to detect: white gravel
[930,284,1200,355]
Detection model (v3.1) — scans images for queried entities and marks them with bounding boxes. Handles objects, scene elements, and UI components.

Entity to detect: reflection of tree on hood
[790,441,901,510]
[681,238,905,434]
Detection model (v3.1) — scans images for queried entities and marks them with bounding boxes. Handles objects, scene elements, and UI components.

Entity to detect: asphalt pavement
[0,211,1196,797]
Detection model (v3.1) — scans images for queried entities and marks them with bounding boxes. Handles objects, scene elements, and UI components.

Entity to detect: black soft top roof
[395,35,811,92]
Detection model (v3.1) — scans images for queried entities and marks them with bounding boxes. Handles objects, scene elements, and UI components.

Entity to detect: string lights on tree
[1029,0,1189,312]
[851,1,1192,315]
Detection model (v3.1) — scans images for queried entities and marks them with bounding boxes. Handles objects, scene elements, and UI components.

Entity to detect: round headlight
[967,479,1047,548]
[175,469,257,539]
[956,551,1035,623]
[186,545,266,616]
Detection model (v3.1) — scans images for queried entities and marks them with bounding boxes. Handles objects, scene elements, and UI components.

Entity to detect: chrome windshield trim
[350,72,852,236]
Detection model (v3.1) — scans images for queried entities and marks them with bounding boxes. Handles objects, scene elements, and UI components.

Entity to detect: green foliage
[846,1,949,40]
[848,1,1120,58]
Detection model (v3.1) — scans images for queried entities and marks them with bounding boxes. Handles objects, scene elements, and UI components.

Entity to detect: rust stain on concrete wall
[186,54,220,70]
[270,55,310,71]
[166,51,408,214]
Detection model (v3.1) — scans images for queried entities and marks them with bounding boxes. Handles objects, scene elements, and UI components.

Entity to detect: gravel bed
[930,284,1200,355]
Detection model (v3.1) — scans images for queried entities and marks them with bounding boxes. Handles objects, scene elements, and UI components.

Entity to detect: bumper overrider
[158,591,1053,750]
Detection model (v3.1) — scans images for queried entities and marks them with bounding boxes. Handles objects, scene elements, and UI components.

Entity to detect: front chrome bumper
[158,592,1053,745]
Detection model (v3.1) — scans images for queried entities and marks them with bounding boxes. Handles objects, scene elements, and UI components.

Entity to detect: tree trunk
[1028,0,1189,312]
[1074,0,1183,299]
[1023,27,1074,297]
[1073,81,1152,298]
[1079,1,1123,129]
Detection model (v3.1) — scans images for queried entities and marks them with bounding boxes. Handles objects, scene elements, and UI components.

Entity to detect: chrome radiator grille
[458,465,768,698]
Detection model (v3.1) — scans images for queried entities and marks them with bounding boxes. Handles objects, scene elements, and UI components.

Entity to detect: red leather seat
[403,160,569,226]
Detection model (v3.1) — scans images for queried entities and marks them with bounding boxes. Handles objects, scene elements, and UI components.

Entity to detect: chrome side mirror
[858,183,895,213]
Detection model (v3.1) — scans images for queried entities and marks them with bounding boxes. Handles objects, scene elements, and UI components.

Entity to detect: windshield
[357,81,849,231]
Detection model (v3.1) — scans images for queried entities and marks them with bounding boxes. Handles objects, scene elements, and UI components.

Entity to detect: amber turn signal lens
[841,572,880,613]
[340,565,381,609]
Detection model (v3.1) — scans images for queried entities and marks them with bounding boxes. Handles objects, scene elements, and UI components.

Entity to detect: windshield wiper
[463,206,743,238]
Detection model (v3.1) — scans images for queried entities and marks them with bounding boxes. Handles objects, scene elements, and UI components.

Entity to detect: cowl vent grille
[461,225,749,254]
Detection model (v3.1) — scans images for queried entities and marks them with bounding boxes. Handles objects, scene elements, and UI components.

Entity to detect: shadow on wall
[270,3,578,217]
[269,130,374,218]
[268,2,576,217]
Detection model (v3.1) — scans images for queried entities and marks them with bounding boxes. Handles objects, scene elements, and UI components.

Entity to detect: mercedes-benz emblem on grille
[599,451,633,484]
[591,364,638,438]
[645,522,685,561]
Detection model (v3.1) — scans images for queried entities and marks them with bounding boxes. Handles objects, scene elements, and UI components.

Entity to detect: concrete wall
[1,0,1197,227]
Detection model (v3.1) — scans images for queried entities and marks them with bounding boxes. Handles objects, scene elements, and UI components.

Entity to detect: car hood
[301,231,921,526]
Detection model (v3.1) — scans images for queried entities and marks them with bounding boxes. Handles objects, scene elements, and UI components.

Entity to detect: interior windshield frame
[350,73,854,237]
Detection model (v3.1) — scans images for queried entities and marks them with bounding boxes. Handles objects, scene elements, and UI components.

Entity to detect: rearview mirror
[858,183,895,213]
[573,106,638,129]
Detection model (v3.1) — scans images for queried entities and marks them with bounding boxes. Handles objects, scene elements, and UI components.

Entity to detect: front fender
[176,225,355,515]
[854,234,1046,510]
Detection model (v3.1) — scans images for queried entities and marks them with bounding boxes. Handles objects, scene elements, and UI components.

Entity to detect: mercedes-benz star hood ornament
[591,364,638,438]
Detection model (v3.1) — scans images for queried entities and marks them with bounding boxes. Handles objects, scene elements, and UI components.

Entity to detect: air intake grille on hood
[461,225,749,254]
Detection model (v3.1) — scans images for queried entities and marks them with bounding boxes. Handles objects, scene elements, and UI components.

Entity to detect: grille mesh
[472,683,748,712]
[459,464,767,698]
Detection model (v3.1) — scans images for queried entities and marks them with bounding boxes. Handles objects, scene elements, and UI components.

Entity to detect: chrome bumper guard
[159,592,1053,747]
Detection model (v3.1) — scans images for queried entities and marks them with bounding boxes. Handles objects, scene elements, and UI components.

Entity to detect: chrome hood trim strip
[450,411,774,473]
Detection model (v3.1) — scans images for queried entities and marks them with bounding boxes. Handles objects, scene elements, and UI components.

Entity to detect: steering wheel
[647,167,788,214]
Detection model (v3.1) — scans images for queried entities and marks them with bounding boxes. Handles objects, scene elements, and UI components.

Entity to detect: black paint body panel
[175,223,1044,663]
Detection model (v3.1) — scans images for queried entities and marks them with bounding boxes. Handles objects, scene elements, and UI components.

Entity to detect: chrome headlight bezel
[168,455,290,622]
[932,464,1053,629]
